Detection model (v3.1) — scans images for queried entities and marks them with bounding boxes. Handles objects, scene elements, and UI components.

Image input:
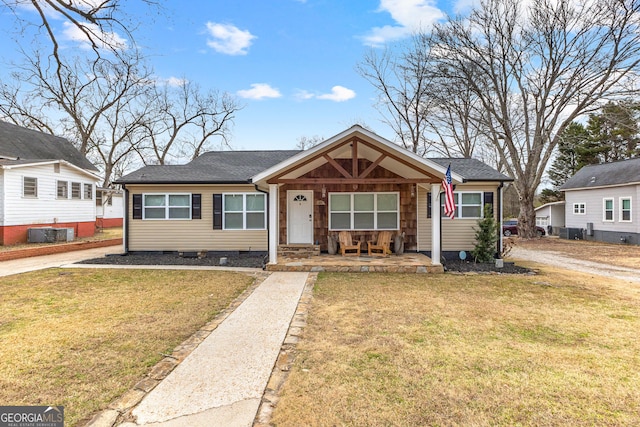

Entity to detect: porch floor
[266,252,444,274]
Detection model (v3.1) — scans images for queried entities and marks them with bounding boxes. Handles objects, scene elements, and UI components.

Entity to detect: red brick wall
[96,218,123,228]
[0,221,96,245]
[0,238,122,261]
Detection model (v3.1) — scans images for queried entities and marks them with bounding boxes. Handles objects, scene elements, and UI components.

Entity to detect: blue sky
[1,0,472,151]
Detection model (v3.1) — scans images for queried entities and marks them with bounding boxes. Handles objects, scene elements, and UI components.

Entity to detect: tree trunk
[517,188,538,239]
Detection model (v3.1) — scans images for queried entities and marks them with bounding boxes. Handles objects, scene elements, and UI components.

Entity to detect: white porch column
[431,183,441,266]
[268,184,279,265]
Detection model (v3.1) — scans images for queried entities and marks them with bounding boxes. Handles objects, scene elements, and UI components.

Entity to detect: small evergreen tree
[472,204,499,263]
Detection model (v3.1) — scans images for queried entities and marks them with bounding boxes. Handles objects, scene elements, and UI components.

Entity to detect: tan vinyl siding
[126,184,267,251]
[417,184,499,251]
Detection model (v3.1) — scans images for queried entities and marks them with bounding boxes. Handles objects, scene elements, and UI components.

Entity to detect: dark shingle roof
[560,157,640,190]
[116,151,511,184]
[0,121,97,171]
[429,158,512,182]
[116,150,301,184]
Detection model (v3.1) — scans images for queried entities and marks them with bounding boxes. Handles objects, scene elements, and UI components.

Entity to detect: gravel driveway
[509,246,640,283]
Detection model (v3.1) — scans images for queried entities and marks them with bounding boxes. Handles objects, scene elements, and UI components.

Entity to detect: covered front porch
[266,249,444,273]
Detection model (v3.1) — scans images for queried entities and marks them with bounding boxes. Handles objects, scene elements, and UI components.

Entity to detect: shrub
[472,204,499,263]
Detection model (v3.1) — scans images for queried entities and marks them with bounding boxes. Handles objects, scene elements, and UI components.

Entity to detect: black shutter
[213,194,222,229]
[484,192,494,215]
[427,192,431,219]
[132,194,142,219]
[192,194,202,219]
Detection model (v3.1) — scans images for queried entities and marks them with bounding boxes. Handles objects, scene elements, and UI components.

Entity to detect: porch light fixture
[322,185,326,198]
[411,184,416,197]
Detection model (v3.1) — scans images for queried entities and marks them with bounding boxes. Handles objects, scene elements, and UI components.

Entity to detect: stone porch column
[268,184,279,265]
[431,183,441,266]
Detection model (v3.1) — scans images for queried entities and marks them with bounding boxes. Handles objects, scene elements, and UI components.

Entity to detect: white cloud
[164,76,188,87]
[294,89,315,100]
[205,22,256,55]
[317,86,356,102]
[362,0,445,47]
[237,83,282,100]
[62,21,128,50]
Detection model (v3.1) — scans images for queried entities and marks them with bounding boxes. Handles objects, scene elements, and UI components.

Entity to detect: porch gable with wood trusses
[252,125,464,266]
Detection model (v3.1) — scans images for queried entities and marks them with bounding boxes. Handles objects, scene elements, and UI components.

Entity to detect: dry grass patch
[513,237,640,269]
[273,271,640,426]
[0,268,253,426]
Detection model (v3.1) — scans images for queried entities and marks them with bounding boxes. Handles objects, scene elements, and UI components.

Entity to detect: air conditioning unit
[586,222,594,236]
[28,227,55,243]
[52,227,75,242]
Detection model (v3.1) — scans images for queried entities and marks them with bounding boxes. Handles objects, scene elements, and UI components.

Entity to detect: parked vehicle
[502,221,546,237]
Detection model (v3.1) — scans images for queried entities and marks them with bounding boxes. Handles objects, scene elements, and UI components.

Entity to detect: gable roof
[116,150,301,184]
[0,121,98,171]
[560,157,640,191]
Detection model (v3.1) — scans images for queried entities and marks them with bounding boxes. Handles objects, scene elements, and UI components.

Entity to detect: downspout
[122,184,129,253]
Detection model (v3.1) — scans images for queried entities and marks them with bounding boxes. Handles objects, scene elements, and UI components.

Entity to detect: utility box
[586,222,594,236]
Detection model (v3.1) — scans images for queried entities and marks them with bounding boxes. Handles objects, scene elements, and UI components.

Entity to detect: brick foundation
[0,221,96,246]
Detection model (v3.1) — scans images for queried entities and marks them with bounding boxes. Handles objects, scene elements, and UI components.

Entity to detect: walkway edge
[254,272,317,426]
[84,271,270,427]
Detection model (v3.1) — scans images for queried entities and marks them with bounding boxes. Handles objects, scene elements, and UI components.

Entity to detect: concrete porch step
[278,244,320,259]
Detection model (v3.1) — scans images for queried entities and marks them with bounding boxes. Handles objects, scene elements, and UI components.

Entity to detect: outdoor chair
[368,231,392,257]
[338,231,361,256]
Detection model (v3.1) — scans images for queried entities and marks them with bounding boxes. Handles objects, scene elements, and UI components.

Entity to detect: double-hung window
[23,177,37,198]
[143,194,191,220]
[71,182,81,199]
[329,192,399,230]
[573,203,586,215]
[223,193,266,229]
[620,198,632,222]
[84,183,93,200]
[603,198,614,222]
[441,192,483,219]
[57,181,68,199]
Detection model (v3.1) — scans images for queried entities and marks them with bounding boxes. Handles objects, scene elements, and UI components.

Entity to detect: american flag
[442,165,455,219]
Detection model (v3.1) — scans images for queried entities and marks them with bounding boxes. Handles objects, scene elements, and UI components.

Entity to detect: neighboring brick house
[560,157,640,245]
[0,121,101,245]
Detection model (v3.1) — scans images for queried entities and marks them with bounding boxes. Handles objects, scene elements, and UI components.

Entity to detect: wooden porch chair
[338,231,361,256]
[368,231,393,257]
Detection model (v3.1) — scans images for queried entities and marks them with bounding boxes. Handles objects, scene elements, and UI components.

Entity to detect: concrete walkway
[119,271,309,427]
[0,246,120,277]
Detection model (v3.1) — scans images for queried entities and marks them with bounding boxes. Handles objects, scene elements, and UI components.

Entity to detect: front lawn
[273,269,640,426]
[0,268,253,426]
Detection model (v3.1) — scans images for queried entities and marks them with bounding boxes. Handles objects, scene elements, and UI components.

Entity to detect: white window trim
[84,183,93,200]
[620,197,632,222]
[222,193,267,230]
[603,198,614,222]
[573,203,586,215]
[71,182,82,199]
[22,176,38,198]
[441,191,484,220]
[328,192,400,231]
[142,193,192,220]
[57,180,69,199]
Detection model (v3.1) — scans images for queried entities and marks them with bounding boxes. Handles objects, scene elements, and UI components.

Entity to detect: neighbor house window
[223,193,266,230]
[329,192,399,230]
[143,194,191,220]
[620,198,632,222]
[84,183,93,200]
[603,198,614,222]
[71,182,81,199]
[23,177,37,198]
[573,203,586,215]
[441,192,483,219]
[57,180,68,199]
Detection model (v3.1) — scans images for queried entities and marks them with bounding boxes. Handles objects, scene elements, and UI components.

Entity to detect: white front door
[288,190,314,244]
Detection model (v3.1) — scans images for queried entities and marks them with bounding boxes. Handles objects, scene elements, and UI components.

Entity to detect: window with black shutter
[192,194,202,219]
[213,194,222,229]
[132,194,142,219]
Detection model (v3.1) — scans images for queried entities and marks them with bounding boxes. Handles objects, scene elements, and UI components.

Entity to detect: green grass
[0,268,253,426]
[272,269,640,426]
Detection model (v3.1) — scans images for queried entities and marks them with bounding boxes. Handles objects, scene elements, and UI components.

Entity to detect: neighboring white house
[96,187,124,228]
[0,121,101,245]
[534,201,565,236]
[560,158,640,245]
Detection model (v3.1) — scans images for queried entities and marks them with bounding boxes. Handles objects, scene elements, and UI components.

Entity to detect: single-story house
[0,121,101,245]
[534,201,565,236]
[560,157,639,245]
[96,187,124,229]
[116,125,513,265]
